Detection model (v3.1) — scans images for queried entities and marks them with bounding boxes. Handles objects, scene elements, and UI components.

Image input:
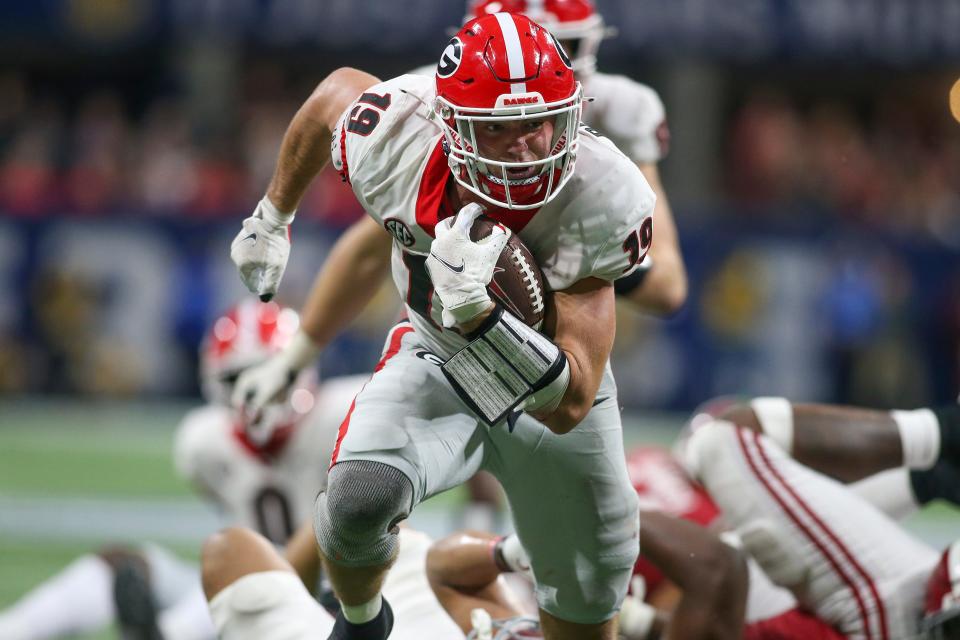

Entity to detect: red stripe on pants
[735,428,887,640]
[329,324,414,467]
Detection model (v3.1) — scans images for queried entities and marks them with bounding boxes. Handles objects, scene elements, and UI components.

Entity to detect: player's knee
[314,460,413,567]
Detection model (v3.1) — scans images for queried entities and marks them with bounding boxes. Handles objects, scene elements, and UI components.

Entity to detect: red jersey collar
[414,137,542,238]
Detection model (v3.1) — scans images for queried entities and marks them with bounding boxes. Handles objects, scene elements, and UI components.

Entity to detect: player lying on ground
[680,399,960,639]
[229,11,657,640]
[199,511,745,640]
[201,522,465,640]
[0,301,365,640]
[201,401,960,639]
[695,397,960,520]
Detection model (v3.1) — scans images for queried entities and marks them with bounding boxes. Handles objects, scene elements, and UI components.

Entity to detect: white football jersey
[410,64,668,166]
[580,72,668,165]
[173,375,368,544]
[331,74,655,359]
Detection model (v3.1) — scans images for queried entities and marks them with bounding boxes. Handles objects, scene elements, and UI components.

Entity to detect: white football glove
[230,197,296,302]
[231,329,320,442]
[618,576,657,639]
[425,203,508,328]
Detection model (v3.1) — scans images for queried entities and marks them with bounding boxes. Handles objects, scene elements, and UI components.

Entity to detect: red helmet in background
[435,12,582,210]
[922,540,960,639]
[465,0,608,77]
[200,300,317,448]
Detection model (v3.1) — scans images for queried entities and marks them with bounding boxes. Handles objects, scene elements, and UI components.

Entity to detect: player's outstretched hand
[230,197,295,302]
[231,329,319,443]
[231,354,297,442]
[426,203,509,328]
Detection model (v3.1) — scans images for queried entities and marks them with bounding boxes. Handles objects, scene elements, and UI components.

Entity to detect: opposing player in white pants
[0,300,366,640]
[684,419,941,639]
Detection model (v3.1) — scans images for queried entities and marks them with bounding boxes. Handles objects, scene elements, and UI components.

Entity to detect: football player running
[0,301,366,640]
[230,11,654,640]
[408,0,688,534]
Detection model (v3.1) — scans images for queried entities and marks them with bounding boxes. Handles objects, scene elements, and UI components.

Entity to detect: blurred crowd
[724,76,960,244]
[2,66,959,244]
[0,69,364,227]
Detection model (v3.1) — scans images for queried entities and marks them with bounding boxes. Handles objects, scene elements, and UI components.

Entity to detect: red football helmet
[923,540,960,638]
[465,0,608,76]
[200,300,317,449]
[435,12,583,210]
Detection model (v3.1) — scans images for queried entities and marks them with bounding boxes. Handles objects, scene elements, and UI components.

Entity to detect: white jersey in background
[331,74,655,360]
[580,72,668,165]
[174,375,368,543]
[411,65,669,166]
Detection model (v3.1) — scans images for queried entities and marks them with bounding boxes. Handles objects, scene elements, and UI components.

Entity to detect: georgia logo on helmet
[434,12,583,210]
[922,539,960,639]
[464,0,610,77]
[200,299,318,453]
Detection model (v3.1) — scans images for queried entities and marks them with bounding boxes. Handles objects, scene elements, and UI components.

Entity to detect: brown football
[470,215,547,329]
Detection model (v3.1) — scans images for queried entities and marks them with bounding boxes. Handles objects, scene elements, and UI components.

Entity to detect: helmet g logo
[551,34,573,69]
[437,37,463,78]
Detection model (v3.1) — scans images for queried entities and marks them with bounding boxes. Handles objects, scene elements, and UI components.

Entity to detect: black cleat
[910,459,960,508]
[327,598,393,640]
[934,405,960,465]
[113,558,164,640]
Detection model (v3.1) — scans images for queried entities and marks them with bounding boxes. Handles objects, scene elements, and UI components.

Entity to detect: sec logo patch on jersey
[385,218,415,247]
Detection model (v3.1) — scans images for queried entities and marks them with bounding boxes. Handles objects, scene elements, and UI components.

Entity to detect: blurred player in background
[0,300,365,640]
[230,10,656,639]
[693,397,960,520]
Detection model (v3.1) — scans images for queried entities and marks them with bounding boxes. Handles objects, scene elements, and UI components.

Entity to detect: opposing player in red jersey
[230,11,656,640]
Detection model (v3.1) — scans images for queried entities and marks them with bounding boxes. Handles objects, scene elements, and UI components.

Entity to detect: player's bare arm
[267,67,381,212]
[627,162,687,315]
[425,531,529,632]
[230,67,380,301]
[232,70,393,419]
[637,510,747,640]
[532,277,616,434]
[283,519,322,591]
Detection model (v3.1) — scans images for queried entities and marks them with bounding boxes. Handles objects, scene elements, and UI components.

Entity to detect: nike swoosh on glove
[231,197,295,301]
[425,203,509,328]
